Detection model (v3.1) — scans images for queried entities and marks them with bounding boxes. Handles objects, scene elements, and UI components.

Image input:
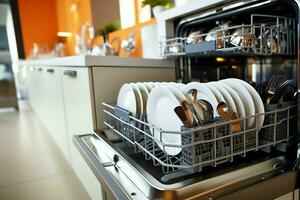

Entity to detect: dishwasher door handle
[63,70,77,77]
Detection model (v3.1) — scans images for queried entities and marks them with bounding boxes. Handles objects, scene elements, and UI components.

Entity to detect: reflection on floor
[0,101,90,200]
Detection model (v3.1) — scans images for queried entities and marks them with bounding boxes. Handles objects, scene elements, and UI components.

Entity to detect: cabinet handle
[46,69,54,73]
[63,70,77,77]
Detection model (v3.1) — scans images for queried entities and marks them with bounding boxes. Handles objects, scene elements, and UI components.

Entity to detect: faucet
[80,22,94,54]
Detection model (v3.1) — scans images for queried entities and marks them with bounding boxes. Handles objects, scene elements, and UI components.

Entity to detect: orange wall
[18,0,152,58]
[55,0,92,55]
[18,0,58,58]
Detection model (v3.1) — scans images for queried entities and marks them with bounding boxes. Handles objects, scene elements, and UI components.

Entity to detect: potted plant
[94,21,120,56]
[95,21,120,43]
[142,0,174,18]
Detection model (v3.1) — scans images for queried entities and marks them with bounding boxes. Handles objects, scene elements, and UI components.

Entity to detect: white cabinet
[26,66,70,161]
[26,67,42,114]
[25,64,175,200]
[60,67,101,200]
[26,67,37,109]
[44,67,70,161]
[60,67,95,136]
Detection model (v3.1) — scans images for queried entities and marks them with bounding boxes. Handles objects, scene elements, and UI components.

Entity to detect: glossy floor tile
[0,101,90,200]
[0,173,89,200]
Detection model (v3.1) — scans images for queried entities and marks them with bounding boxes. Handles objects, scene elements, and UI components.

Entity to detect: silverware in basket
[185,89,214,125]
[229,27,255,47]
[179,100,195,128]
[217,102,241,133]
[174,106,192,128]
[186,31,204,44]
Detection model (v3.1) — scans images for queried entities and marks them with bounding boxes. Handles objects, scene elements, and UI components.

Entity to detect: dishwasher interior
[76,0,299,199]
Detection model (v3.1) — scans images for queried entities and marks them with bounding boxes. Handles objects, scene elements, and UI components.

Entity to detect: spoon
[186,89,215,125]
[174,106,192,128]
[217,102,241,133]
[180,100,196,128]
[185,89,197,103]
[194,99,214,124]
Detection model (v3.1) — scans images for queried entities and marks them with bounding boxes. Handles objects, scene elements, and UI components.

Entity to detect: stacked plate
[117,82,185,119]
[117,79,264,156]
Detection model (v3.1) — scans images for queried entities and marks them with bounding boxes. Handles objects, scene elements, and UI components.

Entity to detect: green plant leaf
[95,21,121,36]
[142,0,173,7]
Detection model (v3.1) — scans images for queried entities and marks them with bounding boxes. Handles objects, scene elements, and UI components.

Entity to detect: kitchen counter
[18,55,174,68]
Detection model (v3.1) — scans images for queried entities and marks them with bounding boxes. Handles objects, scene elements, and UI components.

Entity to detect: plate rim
[117,83,137,117]
[220,79,256,128]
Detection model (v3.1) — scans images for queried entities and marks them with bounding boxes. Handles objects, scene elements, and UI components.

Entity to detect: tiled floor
[0,101,90,200]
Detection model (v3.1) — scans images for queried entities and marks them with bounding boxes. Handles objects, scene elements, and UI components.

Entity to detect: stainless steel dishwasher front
[74,133,298,200]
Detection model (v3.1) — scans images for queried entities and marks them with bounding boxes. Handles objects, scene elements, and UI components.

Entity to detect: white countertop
[18,55,174,68]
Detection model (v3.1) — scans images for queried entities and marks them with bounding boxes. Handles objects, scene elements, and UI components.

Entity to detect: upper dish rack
[160,14,296,57]
[102,101,296,178]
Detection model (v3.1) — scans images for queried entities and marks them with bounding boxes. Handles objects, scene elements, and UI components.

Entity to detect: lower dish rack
[102,102,296,174]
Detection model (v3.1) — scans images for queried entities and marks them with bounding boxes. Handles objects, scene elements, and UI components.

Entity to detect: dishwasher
[74,0,300,199]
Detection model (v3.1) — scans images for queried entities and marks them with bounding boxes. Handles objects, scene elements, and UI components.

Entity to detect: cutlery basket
[180,120,257,173]
[102,102,296,175]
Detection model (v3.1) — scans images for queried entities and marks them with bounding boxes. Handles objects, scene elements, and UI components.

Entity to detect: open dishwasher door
[74,0,300,199]
[74,132,298,200]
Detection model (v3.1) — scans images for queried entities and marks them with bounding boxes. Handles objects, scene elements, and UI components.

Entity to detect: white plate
[136,82,149,113]
[146,82,156,88]
[182,82,219,117]
[170,82,185,91]
[142,82,153,92]
[130,83,143,119]
[177,83,186,88]
[207,83,225,103]
[220,79,256,128]
[117,83,137,117]
[209,82,237,114]
[153,82,163,87]
[167,85,186,101]
[226,78,265,130]
[146,86,183,156]
[218,82,246,120]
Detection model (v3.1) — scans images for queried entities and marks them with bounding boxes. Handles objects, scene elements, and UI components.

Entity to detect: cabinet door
[44,67,70,161]
[27,66,42,114]
[26,66,70,161]
[34,67,47,121]
[60,67,100,200]
[26,66,36,109]
[60,67,95,135]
